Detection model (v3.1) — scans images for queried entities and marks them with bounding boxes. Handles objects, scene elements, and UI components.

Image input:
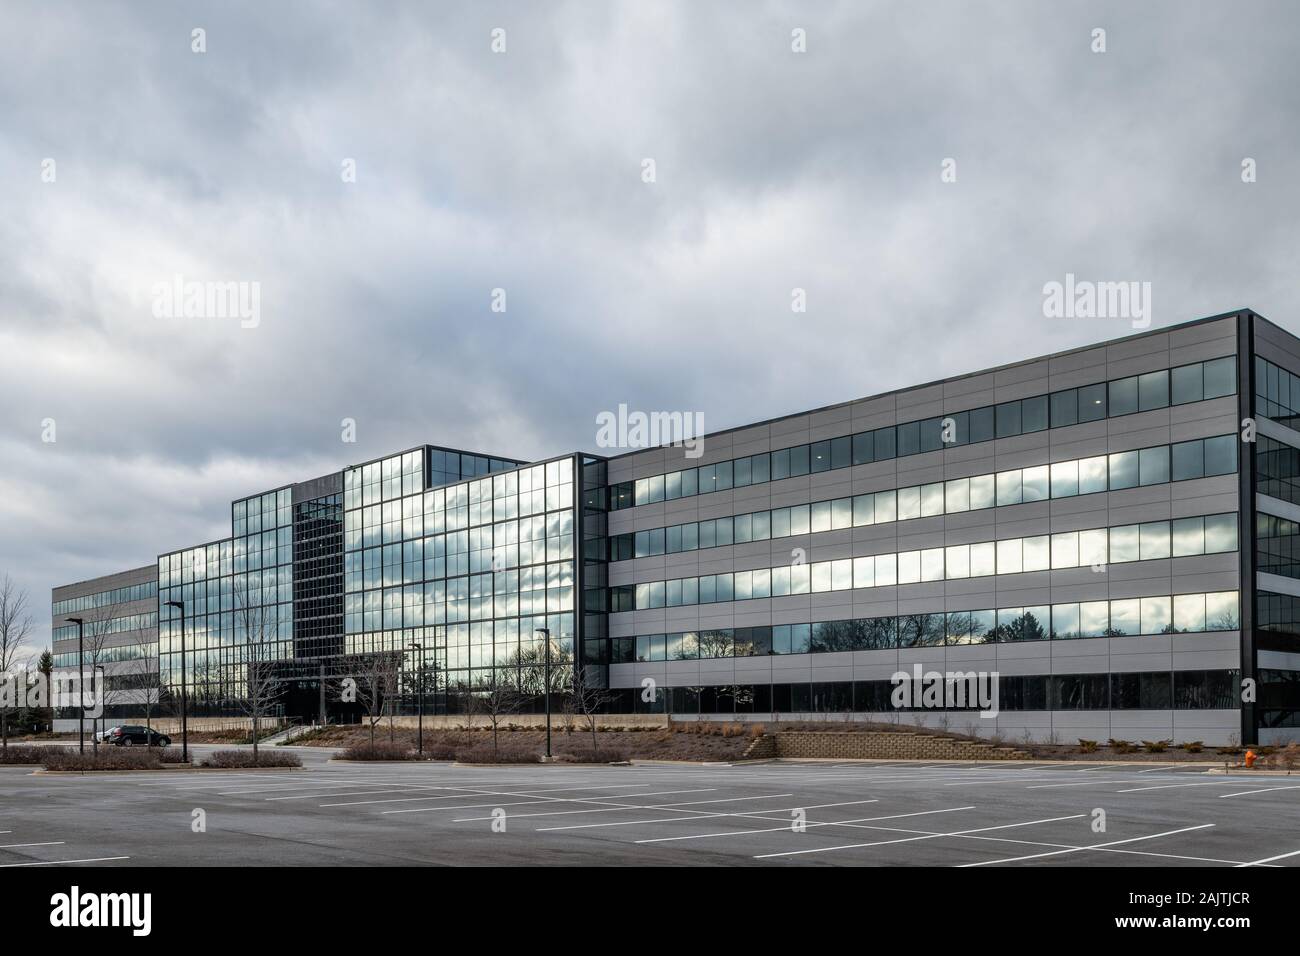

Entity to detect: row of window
[1256,356,1300,431]
[616,513,1238,611]
[158,569,293,618]
[343,613,577,680]
[1257,512,1300,580]
[232,488,292,538]
[53,642,158,668]
[344,511,575,591]
[345,465,574,552]
[157,601,295,653]
[52,612,157,643]
[1257,435,1300,507]
[342,611,575,652]
[610,590,1239,662]
[612,356,1237,510]
[52,581,157,616]
[345,455,567,516]
[158,537,291,588]
[343,561,577,632]
[617,436,1238,560]
[617,670,1240,713]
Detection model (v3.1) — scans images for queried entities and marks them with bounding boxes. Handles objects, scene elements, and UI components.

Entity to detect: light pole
[535,627,552,759]
[165,600,189,764]
[64,617,85,754]
[408,641,423,757]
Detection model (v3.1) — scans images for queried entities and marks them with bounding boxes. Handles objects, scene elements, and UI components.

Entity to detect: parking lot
[2,747,1299,866]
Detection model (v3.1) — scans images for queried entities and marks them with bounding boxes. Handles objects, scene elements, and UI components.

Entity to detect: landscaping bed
[199,749,301,769]
[0,745,60,765]
[41,747,184,772]
[323,722,763,762]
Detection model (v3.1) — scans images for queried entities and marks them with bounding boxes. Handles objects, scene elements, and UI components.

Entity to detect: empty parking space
[2,749,1299,866]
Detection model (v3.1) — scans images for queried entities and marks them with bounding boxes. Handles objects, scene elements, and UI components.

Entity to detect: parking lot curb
[31,765,304,775]
[742,756,1221,768]
[1204,767,1297,776]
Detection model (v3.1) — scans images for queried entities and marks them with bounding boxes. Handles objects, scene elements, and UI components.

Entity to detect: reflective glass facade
[342,451,579,711]
[48,311,1300,745]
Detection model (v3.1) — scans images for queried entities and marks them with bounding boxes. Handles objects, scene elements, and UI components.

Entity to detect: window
[1171,439,1204,481]
[1138,370,1169,411]
[1109,450,1139,490]
[1021,395,1049,433]
[1203,356,1235,399]
[995,401,1022,438]
[1050,389,1078,427]
[1171,363,1203,405]
[1109,376,1138,416]
[1078,382,1107,421]
[1138,446,1169,485]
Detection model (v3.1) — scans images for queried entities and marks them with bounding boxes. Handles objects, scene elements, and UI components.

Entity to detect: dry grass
[1259,742,1300,770]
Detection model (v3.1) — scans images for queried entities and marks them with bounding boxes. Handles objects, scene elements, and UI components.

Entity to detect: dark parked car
[109,725,171,747]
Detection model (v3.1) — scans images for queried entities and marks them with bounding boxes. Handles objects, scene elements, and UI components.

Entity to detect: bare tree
[234,583,283,763]
[567,665,614,757]
[0,576,33,749]
[514,634,573,707]
[468,672,523,754]
[128,626,160,735]
[80,604,126,753]
[338,651,401,749]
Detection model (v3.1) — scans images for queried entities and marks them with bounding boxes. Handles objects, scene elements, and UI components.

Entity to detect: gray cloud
[3,0,1299,646]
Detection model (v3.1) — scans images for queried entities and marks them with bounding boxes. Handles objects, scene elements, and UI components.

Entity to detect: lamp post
[64,617,85,754]
[408,641,423,757]
[164,600,188,763]
[535,627,552,759]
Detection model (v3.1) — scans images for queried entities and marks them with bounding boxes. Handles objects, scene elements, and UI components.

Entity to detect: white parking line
[386,788,721,816]
[1114,782,1230,794]
[0,842,65,850]
[756,813,1086,859]
[1235,847,1300,867]
[633,805,970,843]
[833,823,1265,867]
[540,799,884,835]
[313,785,655,806]
[448,792,796,823]
[1025,781,1108,790]
[0,856,129,867]
[957,823,1215,866]
[265,787,450,801]
[1218,786,1300,799]
[324,784,683,809]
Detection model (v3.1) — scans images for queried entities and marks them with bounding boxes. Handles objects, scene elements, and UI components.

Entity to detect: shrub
[1262,742,1300,769]
[1142,740,1169,753]
[1217,745,1243,756]
[1107,738,1135,754]
[1182,740,1204,753]
[555,748,630,764]
[199,750,302,769]
[455,744,540,764]
[1077,739,1099,753]
[338,742,416,761]
[0,745,57,765]
[43,748,170,771]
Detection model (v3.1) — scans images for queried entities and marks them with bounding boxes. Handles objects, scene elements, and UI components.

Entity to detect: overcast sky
[3,1,1299,647]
